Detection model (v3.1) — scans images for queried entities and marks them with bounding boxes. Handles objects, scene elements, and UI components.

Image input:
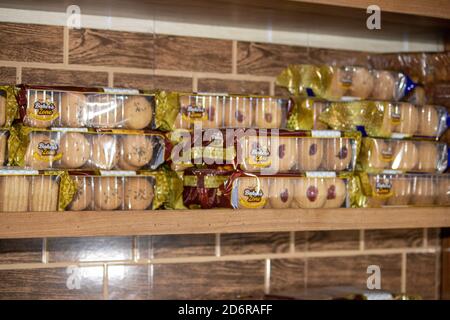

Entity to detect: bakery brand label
[33,141,62,162]
[247,146,271,167]
[239,187,267,208]
[390,104,401,125]
[30,100,60,121]
[182,104,207,121]
[374,179,393,197]
[380,147,394,162]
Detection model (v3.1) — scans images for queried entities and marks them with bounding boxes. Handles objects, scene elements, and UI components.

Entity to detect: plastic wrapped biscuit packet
[8,126,167,171]
[155,91,291,131]
[276,64,415,101]
[0,86,19,128]
[0,129,8,166]
[16,85,155,130]
[183,168,350,210]
[319,101,449,139]
[350,172,450,207]
[358,138,448,173]
[0,169,76,212]
[66,169,184,211]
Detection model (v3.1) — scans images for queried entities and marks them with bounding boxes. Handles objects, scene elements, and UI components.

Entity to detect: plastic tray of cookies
[10,128,166,170]
[319,101,449,139]
[161,93,291,130]
[0,130,8,166]
[16,85,155,130]
[351,173,450,207]
[358,138,448,173]
[276,64,415,101]
[0,169,72,212]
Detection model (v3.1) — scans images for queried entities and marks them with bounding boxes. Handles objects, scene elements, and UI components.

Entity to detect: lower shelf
[0,207,449,239]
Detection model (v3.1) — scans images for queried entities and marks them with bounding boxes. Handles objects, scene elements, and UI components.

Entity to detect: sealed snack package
[67,169,184,211]
[319,101,449,139]
[276,64,415,101]
[350,173,450,207]
[0,85,19,127]
[0,129,8,166]
[9,125,166,171]
[358,138,448,173]
[183,169,350,209]
[155,91,291,131]
[285,97,330,131]
[16,85,155,130]
[0,168,76,212]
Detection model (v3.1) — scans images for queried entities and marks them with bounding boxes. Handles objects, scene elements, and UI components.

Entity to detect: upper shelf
[0,207,449,239]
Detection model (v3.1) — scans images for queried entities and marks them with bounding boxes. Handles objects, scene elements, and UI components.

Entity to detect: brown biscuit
[123,96,153,129]
[59,132,91,169]
[68,176,93,211]
[24,133,60,169]
[0,93,6,127]
[0,132,7,165]
[0,175,30,212]
[123,177,154,210]
[60,92,87,127]
[94,177,123,210]
[25,91,59,128]
[91,135,120,170]
[30,176,59,211]
[120,135,153,168]
[87,94,123,128]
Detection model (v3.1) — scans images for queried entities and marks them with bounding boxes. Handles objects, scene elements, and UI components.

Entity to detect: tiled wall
[0,22,444,300]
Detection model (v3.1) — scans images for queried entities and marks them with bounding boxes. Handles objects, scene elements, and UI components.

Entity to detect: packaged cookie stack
[0,84,183,212]
[276,64,450,207]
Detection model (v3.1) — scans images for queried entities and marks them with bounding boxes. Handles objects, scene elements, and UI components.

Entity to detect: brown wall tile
[237,42,308,76]
[406,253,438,300]
[427,228,441,247]
[197,78,270,95]
[114,73,192,91]
[221,233,289,255]
[22,68,108,87]
[107,265,150,300]
[48,237,132,263]
[0,67,16,85]
[365,229,423,249]
[155,35,232,73]
[0,239,42,264]
[138,234,215,259]
[308,48,370,67]
[69,28,154,68]
[0,23,63,63]
[305,231,360,251]
[0,266,103,299]
[307,254,402,293]
[270,258,305,292]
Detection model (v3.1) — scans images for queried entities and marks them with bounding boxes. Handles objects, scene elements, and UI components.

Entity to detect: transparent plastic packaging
[352,173,450,207]
[0,130,8,166]
[170,93,291,130]
[358,138,448,173]
[11,128,166,170]
[17,85,155,130]
[276,64,414,101]
[0,89,6,127]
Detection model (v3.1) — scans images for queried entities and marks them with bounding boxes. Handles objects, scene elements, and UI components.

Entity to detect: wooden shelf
[0,207,449,239]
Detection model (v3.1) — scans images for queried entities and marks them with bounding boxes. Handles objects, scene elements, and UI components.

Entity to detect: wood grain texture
[155,35,232,73]
[270,258,306,292]
[0,67,16,85]
[47,237,133,263]
[305,230,360,251]
[197,78,270,95]
[442,232,450,300]
[138,234,215,259]
[0,239,42,264]
[307,254,402,292]
[22,68,108,87]
[0,23,63,63]
[406,253,438,299]
[107,265,151,300]
[364,229,423,249]
[1,207,449,239]
[237,42,309,76]
[114,73,192,91]
[220,232,290,255]
[0,266,103,300]
[427,228,441,247]
[308,48,370,67]
[69,28,154,68]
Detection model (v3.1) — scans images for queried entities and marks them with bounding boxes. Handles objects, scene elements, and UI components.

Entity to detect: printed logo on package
[34,139,62,162]
[239,187,266,208]
[31,99,59,121]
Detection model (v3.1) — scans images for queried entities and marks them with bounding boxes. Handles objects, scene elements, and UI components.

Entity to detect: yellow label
[247,146,271,167]
[181,104,208,122]
[373,179,393,198]
[390,105,401,125]
[30,101,59,121]
[379,148,394,162]
[238,187,267,208]
[33,140,62,163]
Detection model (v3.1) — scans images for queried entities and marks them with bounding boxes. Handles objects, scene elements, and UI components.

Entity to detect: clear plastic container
[0,130,7,166]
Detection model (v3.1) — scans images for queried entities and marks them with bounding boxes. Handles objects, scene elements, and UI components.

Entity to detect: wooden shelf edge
[0,207,449,239]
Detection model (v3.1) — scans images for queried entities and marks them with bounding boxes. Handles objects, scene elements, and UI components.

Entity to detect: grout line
[401,252,407,293]
[108,71,114,87]
[0,246,440,271]
[63,26,69,65]
[215,234,221,257]
[41,238,48,264]
[16,65,22,84]
[264,259,271,294]
[192,75,198,92]
[359,230,365,251]
[103,264,109,300]
[231,40,238,74]
[423,228,428,248]
[289,231,295,253]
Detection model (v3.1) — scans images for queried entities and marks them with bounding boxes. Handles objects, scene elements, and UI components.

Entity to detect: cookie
[193,95,224,129]
[391,141,419,171]
[60,92,87,127]
[68,176,93,211]
[0,176,30,211]
[59,132,91,168]
[269,178,294,209]
[118,152,140,170]
[87,94,122,128]
[325,138,353,171]
[417,105,439,137]
[366,139,392,170]
[411,177,435,206]
[123,178,154,210]
[120,135,153,168]
[386,177,412,206]
[240,135,271,172]
[417,143,438,172]
[326,67,347,99]
[24,133,60,169]
[367,175,388,207]
[254,99,283,129]
[298,138,323,171]
[91,135,120,170]
[391,103,419,135]
[224,97,254,128]
[123,95,153,129]
[25,91,60,128]
[30,176,59,211]
[273,137,298,172]
[236,176,269,209]
[349,68,374,99]
[323,178,347,208]
[0,132,7,165]
[0,91,6,127]
[94,177,123,210]
[371,71,395,100]
[436,178,450,206]
[294,177,327,208]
